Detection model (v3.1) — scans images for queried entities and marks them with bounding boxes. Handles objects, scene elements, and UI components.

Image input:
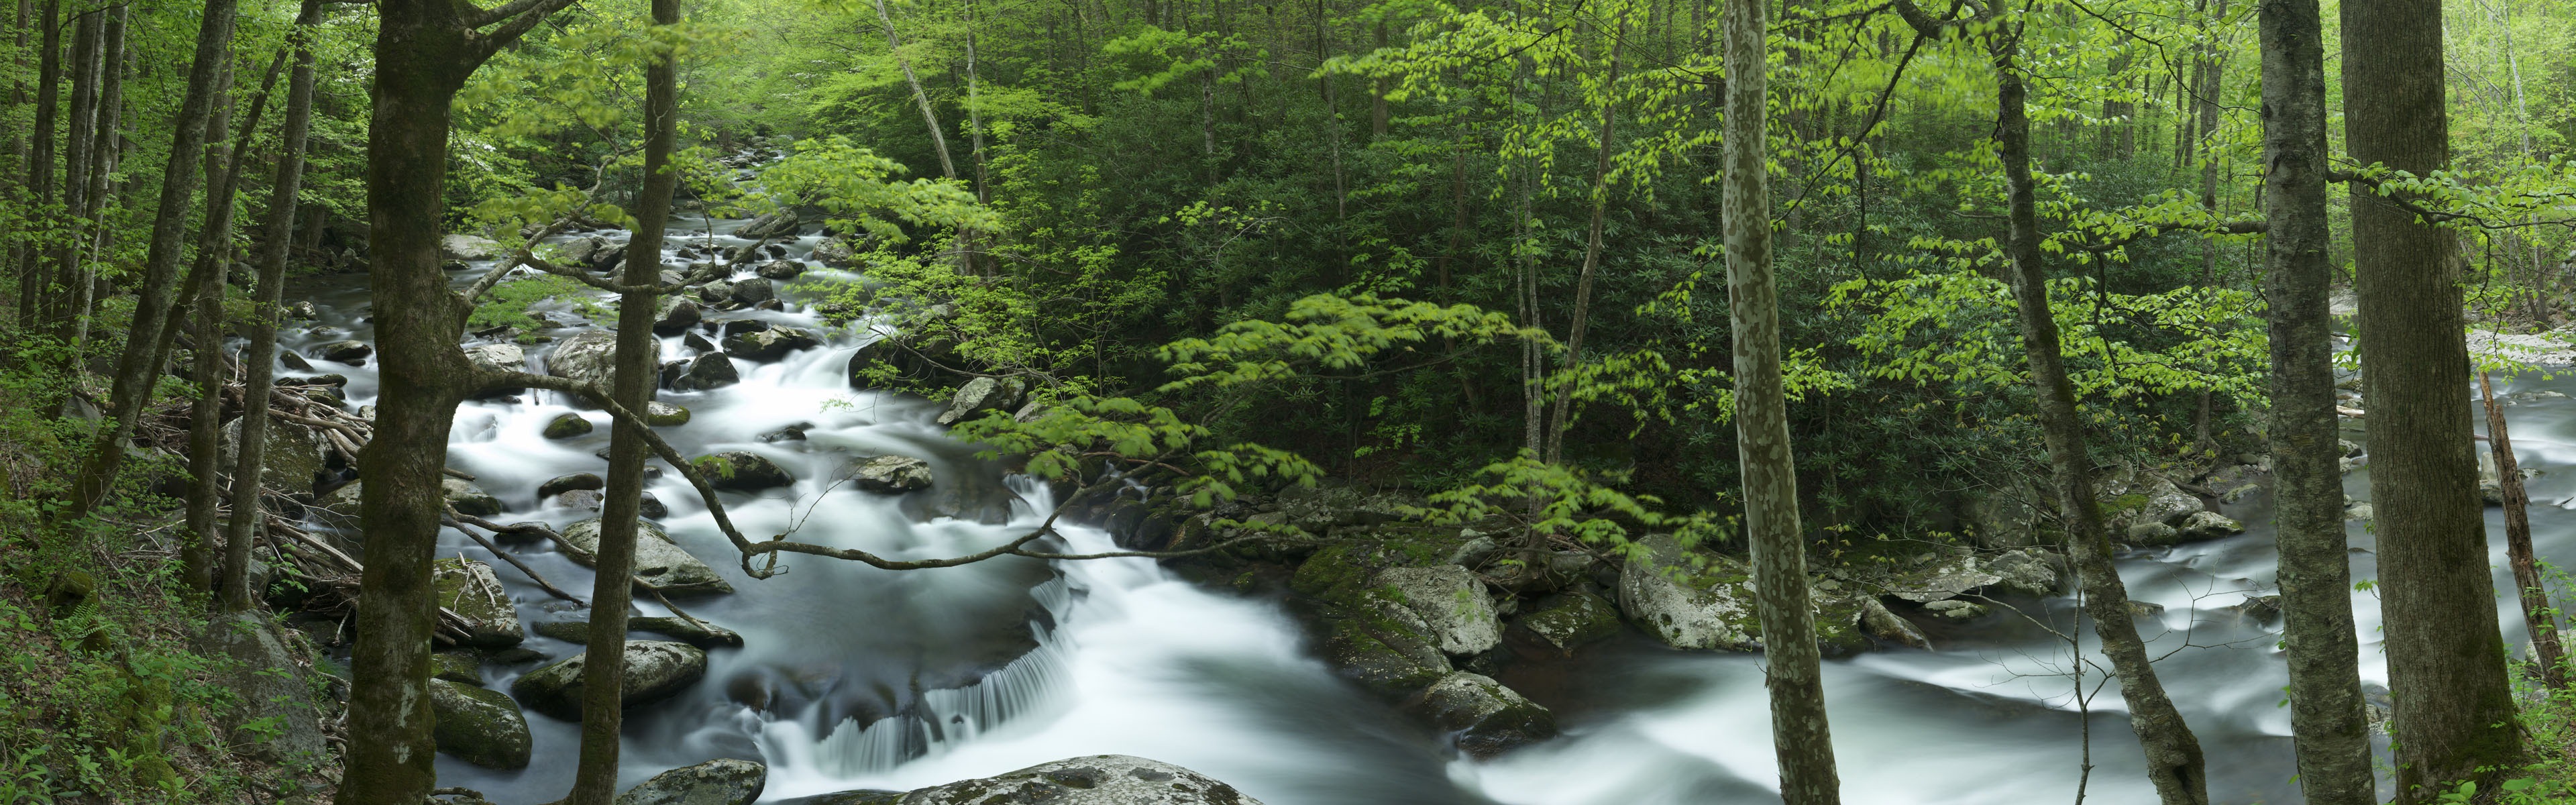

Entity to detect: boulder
[429,678,531,769]
[443,478,504,517]
[673,352,741,391]
[696,451,792,492]
[560,518,736,594]
[195,612,326,766]
[554,235,610,267]
[545,413,596,439]
[759,422,814,442]
[432,649,484,685]
[851,455,934,494]
[2123,476,2205,527]
[1369,566,1501,656]
[531,616,744,649]
[1617,535,1759,651]
[810,237,858,267]
[2126,521,2180,545]
[2176,511,2245,541]
[722,327,819,362]
[1504,590,1622,659]
[433,557,525,647]
[1407,672,1556,758]
[1321,594,1454,697]
[685,331,719,353]
[698,280,735,305]
[617,758,767,805]
[441,233,502,261]
[649,401,692,426]
[539,472,605,498]
[549,330,662,401]
[735,209,804,239]
[1923,600,1989,621]
[509,640,708,721]
[936,376,1025,426]
[1858,598,1932,649]
[898,755,1263,805]
[315,339,373,363]
[720,319,770,337]
[465,342,527,374]
[655,299,704,336]
[1983,550,2060,596]
[729,277,775,306]
[219,417,327,496]
[755,260,806,280]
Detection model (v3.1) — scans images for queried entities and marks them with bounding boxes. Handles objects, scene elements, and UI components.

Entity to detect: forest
[1,0,2573,800]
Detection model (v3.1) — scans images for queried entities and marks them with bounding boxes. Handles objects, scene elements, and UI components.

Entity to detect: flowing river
[274,194,2576,804]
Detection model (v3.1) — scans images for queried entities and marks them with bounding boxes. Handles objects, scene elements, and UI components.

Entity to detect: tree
[2256,0,2373,798]
[1725,0,1839,800]
[2341,0,2522,796]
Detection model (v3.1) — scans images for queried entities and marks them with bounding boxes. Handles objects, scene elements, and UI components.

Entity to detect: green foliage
[468,273,606,335]
[1407,454,1723,563]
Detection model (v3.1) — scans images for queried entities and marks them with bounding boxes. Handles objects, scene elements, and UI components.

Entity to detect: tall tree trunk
[48,7,96,331]
[222,0,323,614]
[2257,0,2374,800]
[1540,9,1627,465]
[1369,19,1388,137]
[2342,0,2522,796]
[68,2,123,350]
[566,0,679,797]
[1995,34,2210,805]
[1726,0,1839,799]
[5,0,29,323]
[2190,2,2225,449]
[178,59,237,598]
[873,0,955,179]
[2481,374,2564,689]
[17,0,58,324]
[63,0,239,519]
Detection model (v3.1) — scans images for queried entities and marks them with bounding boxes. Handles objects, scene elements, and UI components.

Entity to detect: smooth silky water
[280,204,2576,804]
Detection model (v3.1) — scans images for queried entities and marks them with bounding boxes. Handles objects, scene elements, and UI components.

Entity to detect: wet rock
[1859,598,1933,649]
[433,649,485,685]
[509,640,708,721]
[898,755,1263,805]
[549,330,661,400]
[315,339,373,363]
[554,235,611,267]
[560,518,736,594]
[2177,511,2245,541]
[775,792,905,805]
[696,451,792,492]
[442,233,502,261]
[219,417,327,496]
[557,489,604,510]
[648,401,692,426]
[278,349,313,371]
[1505,590,1621,658]
[2126,521,2180,545]
[545,413,595,439]
[851,455,934,494]
[721,326,818,362]
[434,557,525,648]
[195,612,326,766]
[640,492,668,519]
[655,299,704,336]
[673,352,741,391]
[464,342,527,375]
[286,300,319,319]
[1984,550,2060,596]
[443,478,504,517]
[1370,566,1501,656]
[2219,594,2284,623]
[533,616,744,649]
[729,277,775,306]
[684,331,718,353]
[936,376,1025,426]
[539,472,605,498]
[2125,476,2206,527]
[616,758,767,805]
[698,280,735,305]
[759,422,814,442]
[430,678,531,770]
[755,260,806,280]
[1617,535,1758,651]
[735,209,804,239]
[810,237,858,267]
[1322,594,1454,697]
[1886,553,2002,604]
[1923,600,1989,621]
[720,319,770,337]
[1407,672,1556,758]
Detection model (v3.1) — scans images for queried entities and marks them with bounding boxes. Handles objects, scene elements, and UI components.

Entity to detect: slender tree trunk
[68,2,122,350]
[222,0,323,614]
[965,0,991,201]
[2257,0,2374,800]
[17,0,58,324]
[1726,0,1839,799]
[5,0,29,323]
[2190,3,2224,449]
[179,59,238,598]
[873,0,955,179]
[64,0,239,518]
[2481,373,2565,689]
[2342,0,2522,796]
[48,7,96,331]
[1995,35,2211,805]
[565,0,679,797]
[1541,9,1627,465]
[1369,19,1388,137]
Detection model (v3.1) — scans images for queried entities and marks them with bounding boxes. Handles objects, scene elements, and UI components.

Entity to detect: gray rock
[195,612,326,766]
[2131,477,2205,527]
[219,417,327,496]
[2126,521,2180,545]
[698,280,735,305]
[1617,534,1758,651]
[2177,511,2245,541]
[1322,594,1453,697]
[899,755,1264,805]
[851,455,934,494]
[1922,600,1989,621]
[444,478,503,517]
[617,758,767,805]
[465,341,527,374]
[554,235,611,267]
[442,233,503,261]
[755,260,806,280]
[430,678,531,769]
[735,209,804,239]
[539,472,605,498]
[433,557,525,647]
[936,376,1025,426]
[1504,590,1621,658]
[549,330,661,400]
[433,649,484,685]
[721,326,818,362]
[509,640,708,721]
[1407,672,1556,758]
[729,277,775,306]
[315,339,373,362]
[1858,598,1932,649]
[811,237,858,267]
[697,451,792,492]
[1984,550,2060,596]
[1885,553,2002,604]
[560,518,736,595]
[673,352,740,391]
[655,299,704,335]
[533,616,745,649]
[648,401,692,426]
[545,413,595,439]
[1370,566,1501,656]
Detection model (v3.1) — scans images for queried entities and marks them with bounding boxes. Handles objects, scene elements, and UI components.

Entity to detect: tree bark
[2257,0,2375,800]
[222,0,325,614]
[66,2,123,350]
[2341,0,2523,796]
[48,6,96,331]
[566,0,679,796]
[1540,9,1627,465]
[873,0,956,180]
[178,58,238,598]
[16,0,58,324]
[64,0,239,519]
[1726,0,1839,800]
[2481,373,2564,690]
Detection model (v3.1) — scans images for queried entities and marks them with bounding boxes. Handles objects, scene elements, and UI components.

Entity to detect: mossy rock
[433,649,485,686]
[1505,590,1622,659]
[432,557,525,647]
[559,518,737,595]
[1319,594,1452,698]
[545,413,596,439]
[509,640,708,721]
[430,678,531,769]
[1407,672,1557,758]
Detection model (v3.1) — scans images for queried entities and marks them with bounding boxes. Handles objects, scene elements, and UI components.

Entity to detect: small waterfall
[788,573,1081,776]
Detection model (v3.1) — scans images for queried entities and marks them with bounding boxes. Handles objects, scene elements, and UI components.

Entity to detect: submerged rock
[896,755,1263,805]
[616,758,767,805]
[538,472,605,499]
[697,451,792,492]
[559,517,736,594]
[851,455,934,494]
[1407,672,1557,758]
[509,640,708,721]
[722,326,818,362]
[673,352,741,391]
[1505,590,1622,659]
[545,413,595,439]
[433,557,525,647]
[430,678,531,769]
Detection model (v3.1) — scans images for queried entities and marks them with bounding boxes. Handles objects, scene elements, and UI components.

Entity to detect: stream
[273,193,2576,805]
